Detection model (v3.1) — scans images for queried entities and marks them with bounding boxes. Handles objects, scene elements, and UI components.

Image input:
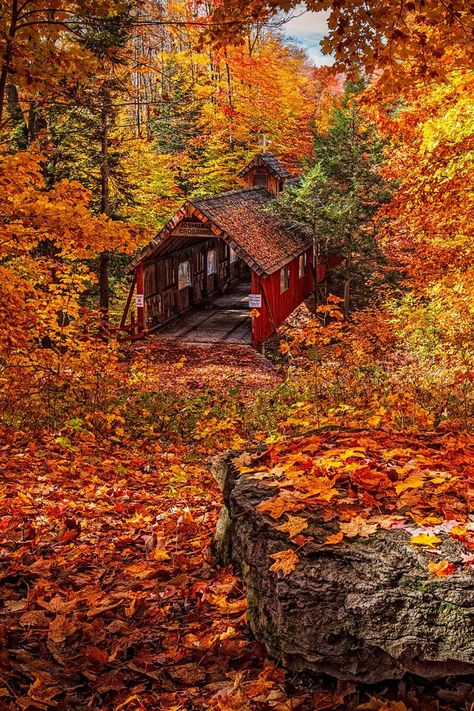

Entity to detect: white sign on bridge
[248,294,262,308]
[136,294,144,308]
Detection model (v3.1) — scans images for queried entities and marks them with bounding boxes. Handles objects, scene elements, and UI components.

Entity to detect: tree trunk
[0,0,18,127]
[343,236,352,319]
[313,222,319,313]
[99,87,111,319]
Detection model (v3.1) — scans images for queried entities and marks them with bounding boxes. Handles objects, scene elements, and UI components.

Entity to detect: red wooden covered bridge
[122,153,335,349]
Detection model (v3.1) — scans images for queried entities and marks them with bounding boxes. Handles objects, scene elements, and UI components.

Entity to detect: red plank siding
[251,247,314,348]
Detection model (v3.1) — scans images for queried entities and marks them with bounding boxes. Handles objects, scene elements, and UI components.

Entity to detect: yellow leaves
[339,516,378,539]
[275,515,308,538]
[367,414,382,428]
[153,549,171,561]
[209,595,248,615]
[410,533,441,547]
[323,531,344,545]
[174,356,187,370]
[428,560,456,577]
[394,475,426,495]
[269,549,299,576]
[279,342,291,354]
[339,448,367,460]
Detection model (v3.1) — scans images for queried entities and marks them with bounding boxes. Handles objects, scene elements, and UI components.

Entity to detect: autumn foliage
[1,0,474,708]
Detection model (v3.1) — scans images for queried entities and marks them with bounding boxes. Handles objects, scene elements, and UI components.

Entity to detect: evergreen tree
[276,79,393,316]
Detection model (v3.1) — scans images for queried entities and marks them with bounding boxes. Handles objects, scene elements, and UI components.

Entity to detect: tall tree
[275,79,392,316]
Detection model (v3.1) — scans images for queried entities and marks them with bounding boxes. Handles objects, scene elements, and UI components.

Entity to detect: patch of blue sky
[281,8,333,66]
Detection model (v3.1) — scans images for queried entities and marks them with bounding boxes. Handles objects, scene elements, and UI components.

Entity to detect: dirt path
[130,341,281,397]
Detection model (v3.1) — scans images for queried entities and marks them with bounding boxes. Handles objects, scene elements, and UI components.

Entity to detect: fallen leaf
[269,549,299,576]
[340,516,378,539]
[428,560,456,577]
[410,533,441,547]
[323,531,344,545]
[395,475,425,495]
[275,514,308,538]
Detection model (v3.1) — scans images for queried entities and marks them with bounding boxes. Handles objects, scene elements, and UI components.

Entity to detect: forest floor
[2,342,474,710]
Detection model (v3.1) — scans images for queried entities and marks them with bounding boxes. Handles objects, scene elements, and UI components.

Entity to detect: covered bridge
[122,153,333,349]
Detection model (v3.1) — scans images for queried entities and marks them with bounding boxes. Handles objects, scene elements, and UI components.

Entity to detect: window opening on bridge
[253,173,267,188]
[299,253,307,278]
[207,249,217,275]
[178,261,191,290]
[280,265,290,293]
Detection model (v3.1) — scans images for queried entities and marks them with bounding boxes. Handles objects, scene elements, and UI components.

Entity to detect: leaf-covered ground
[2,347,474,710]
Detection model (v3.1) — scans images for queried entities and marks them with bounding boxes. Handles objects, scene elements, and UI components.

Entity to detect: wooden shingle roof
[192,188,310,274]
[127,187,311,277]
[237,152,293,180]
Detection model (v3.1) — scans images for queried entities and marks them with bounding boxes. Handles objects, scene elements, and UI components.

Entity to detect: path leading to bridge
[154,283,251,345]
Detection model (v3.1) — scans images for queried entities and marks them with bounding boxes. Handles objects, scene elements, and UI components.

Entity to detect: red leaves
[239,430,474,565]
[0,426,252,708]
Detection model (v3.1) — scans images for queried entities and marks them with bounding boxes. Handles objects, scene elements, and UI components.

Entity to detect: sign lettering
[136,294,144,308]
[172,221,215,238]
[248,294,262,308]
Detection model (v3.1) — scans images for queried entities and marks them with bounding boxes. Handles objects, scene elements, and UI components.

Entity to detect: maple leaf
[275,515,308,538]
[339,516,379,539]
[410,533,441,547]
[323,531,344,545]
[428,560,456,577]
[269,548,299,576]
[257,496,303,520]
[395,475,425,496]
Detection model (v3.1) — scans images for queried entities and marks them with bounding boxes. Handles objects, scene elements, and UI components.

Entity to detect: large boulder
[213,440,474,684]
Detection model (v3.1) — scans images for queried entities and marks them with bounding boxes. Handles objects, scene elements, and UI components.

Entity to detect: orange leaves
[257,496,303,520]
[323,531,344,545]
[0,425,259,708]
[394,475,426,496]
[269,549,299,576]
[241,430,474,571]
[275,514,308,538]
[427,560,456,577]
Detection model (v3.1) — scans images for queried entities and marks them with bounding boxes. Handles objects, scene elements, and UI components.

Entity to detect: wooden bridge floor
[153,283,251,345]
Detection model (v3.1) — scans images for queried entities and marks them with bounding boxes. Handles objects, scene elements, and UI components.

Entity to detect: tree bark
[343,236,352,319]
[0,0,18,127]
[313,221,319,313]
[99,87,111,319]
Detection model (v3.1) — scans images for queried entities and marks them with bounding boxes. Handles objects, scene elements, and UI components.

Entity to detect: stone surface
[214,453,474,683]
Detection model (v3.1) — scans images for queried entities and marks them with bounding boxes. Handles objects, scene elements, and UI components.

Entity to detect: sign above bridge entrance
[171,221,215,238]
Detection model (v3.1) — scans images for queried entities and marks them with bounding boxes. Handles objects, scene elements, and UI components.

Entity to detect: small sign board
[136,294,144,308]
[248,294,262,309]
[172,221,214,238]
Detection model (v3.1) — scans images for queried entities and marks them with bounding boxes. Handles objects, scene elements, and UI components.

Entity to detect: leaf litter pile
[2,425,474,709]
[239,430,474,578]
